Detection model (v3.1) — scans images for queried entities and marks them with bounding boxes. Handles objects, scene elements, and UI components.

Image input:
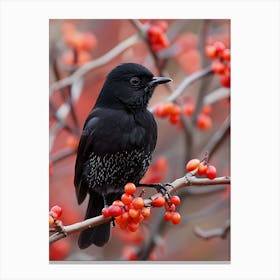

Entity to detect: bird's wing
[74,116,99,204]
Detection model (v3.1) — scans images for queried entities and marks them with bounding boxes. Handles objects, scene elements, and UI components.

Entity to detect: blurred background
[49,19,230,261]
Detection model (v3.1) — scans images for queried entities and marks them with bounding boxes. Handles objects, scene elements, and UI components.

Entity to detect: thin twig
[201,115,230,159]
[193,219,230,239]
[149,65,213,113]
[50,34,140,94]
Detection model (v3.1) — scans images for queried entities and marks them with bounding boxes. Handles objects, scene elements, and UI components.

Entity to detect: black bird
[74,63,172,248]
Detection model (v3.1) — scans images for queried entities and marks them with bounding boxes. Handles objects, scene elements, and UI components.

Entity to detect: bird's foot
[137,183,173,198]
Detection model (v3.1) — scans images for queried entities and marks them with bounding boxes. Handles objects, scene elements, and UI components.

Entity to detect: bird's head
[95,63,172,112]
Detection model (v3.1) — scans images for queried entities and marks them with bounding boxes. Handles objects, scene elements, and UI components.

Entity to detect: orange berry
[186,158,200,172]
[220,72,230,88]
[124,183,136,195]
[132,197,144,209]
[169,114,180,125]
[154,103,170,118]
[196,113,212,131]
[213,41,226,56]
[141,207,151,218]
[171,212,181,224]
[127,222,139,232]
[222,48,230,61]
[164,202,176,212]
[169,195,181,206]
[169,104,181,116]
[108,205,122,217]
[151,196,165,207]
[205,44,217,59]
[211,60,226,74]
[206,165,217,179]
[102,207,110,218]
[121,193,133,205]
[164,211,173,221]
[112,200,125,207]
[197,163,207,176]
[201,104,212,115]
[128,208,140,219]
[183,102,195,117]
[50,205,62,218]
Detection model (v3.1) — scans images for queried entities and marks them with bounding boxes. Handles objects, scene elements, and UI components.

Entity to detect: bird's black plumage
[74,63,172,248]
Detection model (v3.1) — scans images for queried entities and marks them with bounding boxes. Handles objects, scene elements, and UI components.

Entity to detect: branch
[193,219,230,239]
[149,65,213,113]
[49,174,230,244]
[49,34,140,94]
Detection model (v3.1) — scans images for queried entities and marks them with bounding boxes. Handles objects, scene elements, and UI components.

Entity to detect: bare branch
[49,34,140,94]
[149,65,213,113]
[193,219,230,239]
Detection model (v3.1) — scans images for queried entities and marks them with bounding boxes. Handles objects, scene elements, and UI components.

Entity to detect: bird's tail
[78,193,110,248]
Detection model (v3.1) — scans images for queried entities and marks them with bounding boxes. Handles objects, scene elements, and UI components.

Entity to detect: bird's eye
[129,77,141,87]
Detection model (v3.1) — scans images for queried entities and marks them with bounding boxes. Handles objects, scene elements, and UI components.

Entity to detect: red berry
[164,211,173,221]
[127,222,139,232]
[201,104,212,115]
[108,205,122,217]
[196,113,212,131]
[132,197,144,209]
[128,208,140,219]
[213,41,226,55]
[170,195,181,206]
[169,114,180,125]
[171,212,181,224]
[151,196,165,207]
[169,104,181,116]
[183,102,195,117]
[132,213,144,223]
[186,158,200,172]
[141,207,151,218]
[206,165,217,179]
[124,183,136,195]
[147,25,162,40]
[154,103,169,118]
[220,72,230,88]
[222,48,230,61]
[211,60,226,74]
[121,193,133,205]
[197,163,207,176]
[164,202,176,212]
[102,207,110,218]
[205,45,217,59]
[113,200,125,207]
[50,205,62,218]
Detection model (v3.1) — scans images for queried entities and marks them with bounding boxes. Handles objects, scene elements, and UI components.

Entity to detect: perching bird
[74,63,172,248]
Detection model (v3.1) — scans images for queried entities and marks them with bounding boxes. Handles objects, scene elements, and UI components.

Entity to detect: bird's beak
[148,77,172,87]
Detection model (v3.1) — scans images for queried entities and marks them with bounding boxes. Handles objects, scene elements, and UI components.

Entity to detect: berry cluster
[49,205,63,227]
[205,41,231,88]
[103,182,182,233]
[102,183,151,232]
[61,22,97,67]
[186,158,217,179]
[154,100,213,131]
[147,21,170,52]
